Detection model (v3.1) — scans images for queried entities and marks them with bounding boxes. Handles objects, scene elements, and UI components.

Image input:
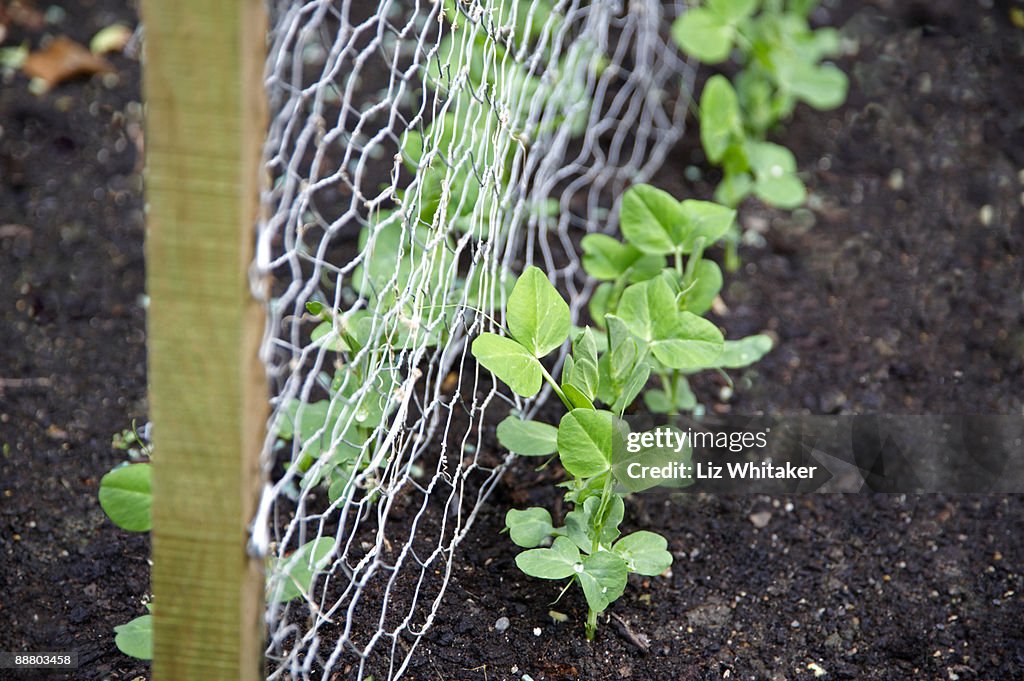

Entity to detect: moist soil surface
[1,1,1022,680]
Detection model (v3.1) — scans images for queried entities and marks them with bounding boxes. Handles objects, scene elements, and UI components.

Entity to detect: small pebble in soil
[494,616,510,633]
[749,511,772,529]
[532,627,541,636]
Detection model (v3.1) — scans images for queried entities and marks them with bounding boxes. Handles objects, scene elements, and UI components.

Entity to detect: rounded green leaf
[785,61,848,110]
[269,537,336,603]
[679,200,736,251]
[700,75,743,164]
[581,234,644,281]
[114,614,153,660]
[507,266,571,358]
[619,185,685,255]
[707,0,758,23]
[515,536,582,579]
[671,8,734,64]
[497,416,559,456]
[506,507,557,548]
[99,463,152,532]
[617,276,679,344]
[755,174,806,209]
[652,312,725,370]
[578,551,629,613]
[613,531,673,576]
[557,409,615,478]
[716,334,773,368]
[472,333,543,397]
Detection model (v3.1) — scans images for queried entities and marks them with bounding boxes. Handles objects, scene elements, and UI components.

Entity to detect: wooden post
[142,0,267,678]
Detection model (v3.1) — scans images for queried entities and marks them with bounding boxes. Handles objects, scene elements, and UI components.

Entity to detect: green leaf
[114,614,153,660]
[643,374,697,414]
[619,185,685,256]
[616,277,676,345]
[671,8,734,64]
[588,283,614,329]
[578,551,629,613]
[566,357,599,400]
[682,259,723,315]
[573,327,599,367]
[516,536,582,580]
[700,75,743,164]
[707,0,758,23]
[747,142,806,209]
[497,416,559,456]
[755,174,806,209]
[557,409,615,478]
[507,266,571,357]
[679,201,736,251]
[506,507,558,548]
[716,334,773,368]
[566,495,625,552]
[651,312,725,369]
[269,537,336,603]
[780,60,848,110]
[581,234,642,280]
[98,464,152,532]
[714,171,753,207]
[310,321,350,352]
[472,333,543,397]
[611,360,650,415]
[563,383,596,410]
[613,531,673,576]
[601,315,639,386]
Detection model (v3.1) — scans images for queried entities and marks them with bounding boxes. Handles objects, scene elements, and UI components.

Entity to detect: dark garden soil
[0,1,1022,680]
[0,1,149,679]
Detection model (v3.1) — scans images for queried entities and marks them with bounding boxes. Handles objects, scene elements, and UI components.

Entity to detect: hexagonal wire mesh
[252,1,692,677]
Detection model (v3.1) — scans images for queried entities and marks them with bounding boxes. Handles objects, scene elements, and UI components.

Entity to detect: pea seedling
[672,0,847,210]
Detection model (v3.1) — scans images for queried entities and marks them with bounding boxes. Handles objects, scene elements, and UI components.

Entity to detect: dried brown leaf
[23,35,113,91]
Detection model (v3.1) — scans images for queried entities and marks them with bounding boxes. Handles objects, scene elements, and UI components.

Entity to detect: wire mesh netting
[251,1,692,677]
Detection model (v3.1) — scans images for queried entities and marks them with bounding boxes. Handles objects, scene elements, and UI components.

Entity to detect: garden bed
[0,1,1021,679]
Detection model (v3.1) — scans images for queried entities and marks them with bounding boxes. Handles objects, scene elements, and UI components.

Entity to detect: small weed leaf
[113,614,153,660]
[507,266,571,358]
[98,463,152,532]
[472,333,543,397]
[557,409,617,478]
[716,334,774,368]
[620,185,685,255]
[515,536,582,580]
[613,531,673,576]
[269,537,337,603]
[578,551,629,613]
[506,507,558,548]
[699,75,743,163]
[496,416,558,456]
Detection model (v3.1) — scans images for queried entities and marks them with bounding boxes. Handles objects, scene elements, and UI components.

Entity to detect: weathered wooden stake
[142,0,267,677]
